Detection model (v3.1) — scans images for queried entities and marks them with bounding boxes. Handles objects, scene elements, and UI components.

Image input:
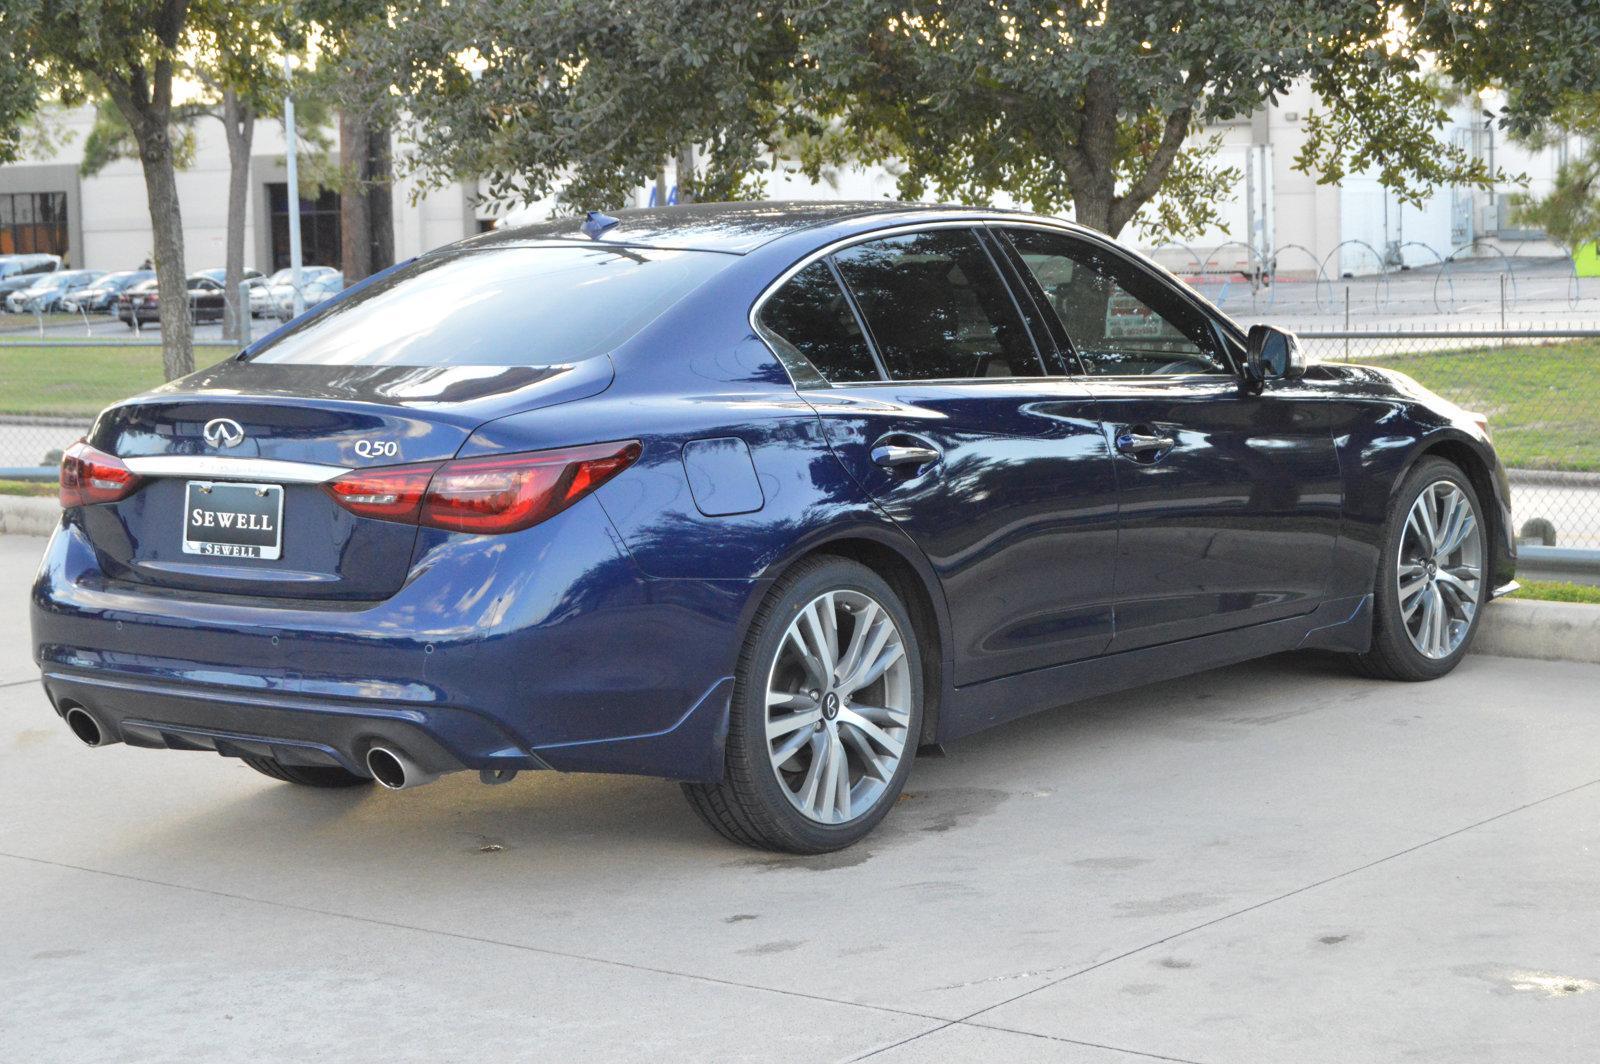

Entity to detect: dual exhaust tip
[64,706,455,793]
[65,706,112,748]
[365,745,439,790]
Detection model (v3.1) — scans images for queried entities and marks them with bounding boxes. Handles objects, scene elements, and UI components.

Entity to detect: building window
[268,183,341,270]
[0,192,70,258]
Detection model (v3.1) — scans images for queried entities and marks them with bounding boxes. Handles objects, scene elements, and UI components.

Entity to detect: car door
[997,225,1341,652]
[759,225,1120,685]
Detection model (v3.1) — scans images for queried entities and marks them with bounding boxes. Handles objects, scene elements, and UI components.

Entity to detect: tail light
[323,441,641,534]
[60,440,143,507]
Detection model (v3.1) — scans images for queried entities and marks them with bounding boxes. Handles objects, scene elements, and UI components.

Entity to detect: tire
[240,753,372,788]
[683,555,924,853]
[1351,456,1488,681]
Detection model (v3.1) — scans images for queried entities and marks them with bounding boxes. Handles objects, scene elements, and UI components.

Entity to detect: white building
[0,104,488,274]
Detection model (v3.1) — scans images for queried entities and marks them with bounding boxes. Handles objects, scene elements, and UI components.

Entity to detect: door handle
[871,441,941,472]
[1115,428,1177,456]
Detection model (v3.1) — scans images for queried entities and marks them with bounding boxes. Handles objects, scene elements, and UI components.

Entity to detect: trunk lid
[81,357,613,601]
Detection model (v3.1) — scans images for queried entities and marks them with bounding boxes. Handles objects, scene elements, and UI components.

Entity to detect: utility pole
[283,54,305,319]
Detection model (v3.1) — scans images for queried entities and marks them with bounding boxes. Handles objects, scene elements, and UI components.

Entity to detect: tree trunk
[366,117,394,272]
[221,89,255,342]
[130,116,193,380]
[675,144,695,203]
[1071,185,1118,236]
[339,109,373,283]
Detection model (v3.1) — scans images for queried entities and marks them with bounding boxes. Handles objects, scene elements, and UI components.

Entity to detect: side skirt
[937,594,1373,743]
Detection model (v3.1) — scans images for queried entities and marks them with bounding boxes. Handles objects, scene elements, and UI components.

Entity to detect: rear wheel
[240,754,372,788]
[1352,457,1487,681]
[683,556,923,853]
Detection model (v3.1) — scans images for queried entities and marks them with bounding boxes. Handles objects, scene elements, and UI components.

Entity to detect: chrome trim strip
[122,455,350,484]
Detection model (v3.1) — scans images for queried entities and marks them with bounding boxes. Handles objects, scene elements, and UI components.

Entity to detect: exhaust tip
[366,747,408,789]
[64,706,104,747]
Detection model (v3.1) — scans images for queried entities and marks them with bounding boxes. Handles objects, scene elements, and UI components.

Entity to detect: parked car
[255,265,342,319]
[4,269,105,314]
[268,269,344,320]
[33,203,1517,853]
[0,254,64,303]
[113,277,160,327]
[116,269,263,327]
[60,270,155,314]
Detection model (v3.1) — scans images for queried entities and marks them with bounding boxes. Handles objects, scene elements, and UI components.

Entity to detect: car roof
[459,200,1048,255]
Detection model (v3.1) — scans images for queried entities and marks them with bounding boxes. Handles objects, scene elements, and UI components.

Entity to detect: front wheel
[1353,457,1487,681]
[683,556,923,853]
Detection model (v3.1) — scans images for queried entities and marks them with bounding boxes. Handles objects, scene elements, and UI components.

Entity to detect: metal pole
[1343,285,1351,362]
[238,282,253,346]
[283,55,305,320]
[1499,273,1507,343]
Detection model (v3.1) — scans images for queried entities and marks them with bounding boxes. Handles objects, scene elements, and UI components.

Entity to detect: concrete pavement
[1,532,1597,1063]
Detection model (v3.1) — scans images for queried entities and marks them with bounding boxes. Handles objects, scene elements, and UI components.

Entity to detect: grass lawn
[0,478,57,497]
[1508,580,1600,605]
[0,342,235,417]
[1354,340,1599,472]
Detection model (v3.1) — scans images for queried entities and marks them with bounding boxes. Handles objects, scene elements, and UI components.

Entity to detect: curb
[0,496,60,537]
[1477,598,1600,666]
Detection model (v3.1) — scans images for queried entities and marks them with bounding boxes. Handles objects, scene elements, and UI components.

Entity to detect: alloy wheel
[1397,480,1483,659]
[764,589,913,824]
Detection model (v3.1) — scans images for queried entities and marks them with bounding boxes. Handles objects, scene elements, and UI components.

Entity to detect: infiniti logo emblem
[202,417,245,449]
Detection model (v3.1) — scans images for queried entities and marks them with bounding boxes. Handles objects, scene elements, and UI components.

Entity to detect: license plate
[182,481,283,560]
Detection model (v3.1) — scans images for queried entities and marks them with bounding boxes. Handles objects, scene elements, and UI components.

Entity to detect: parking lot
[1,530,1597,1063]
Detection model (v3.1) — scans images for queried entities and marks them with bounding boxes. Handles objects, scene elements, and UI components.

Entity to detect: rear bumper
[31,500,753,783]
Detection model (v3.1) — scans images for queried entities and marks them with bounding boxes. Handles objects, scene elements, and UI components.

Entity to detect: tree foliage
[361,0,1561,240]
[352,0,802,212]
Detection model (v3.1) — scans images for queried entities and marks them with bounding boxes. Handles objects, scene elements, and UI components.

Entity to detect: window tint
[1004,228,1229,376]
[832,229,1042,381]
[247,246,731,366]
[756,261,881,383]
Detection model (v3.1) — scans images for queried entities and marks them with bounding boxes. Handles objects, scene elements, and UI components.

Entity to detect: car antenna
[581,211,620,239]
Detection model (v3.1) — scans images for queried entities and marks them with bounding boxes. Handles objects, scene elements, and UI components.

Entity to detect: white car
[266,268,344,320]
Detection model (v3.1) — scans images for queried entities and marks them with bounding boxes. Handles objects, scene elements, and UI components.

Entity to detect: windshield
[246,245,732,367]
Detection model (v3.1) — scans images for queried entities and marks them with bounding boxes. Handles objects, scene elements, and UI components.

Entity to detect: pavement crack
[0,849,948,1029]
[952,774,1600,1026]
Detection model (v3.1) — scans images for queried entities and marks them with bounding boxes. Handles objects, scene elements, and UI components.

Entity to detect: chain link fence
[2,329,1597,551]
[1297,329,1598,550]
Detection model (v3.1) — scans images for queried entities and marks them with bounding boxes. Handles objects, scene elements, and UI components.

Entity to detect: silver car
[4,269,105,314]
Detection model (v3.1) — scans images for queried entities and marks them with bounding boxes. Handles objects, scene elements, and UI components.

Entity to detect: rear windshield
[245,245,731,366]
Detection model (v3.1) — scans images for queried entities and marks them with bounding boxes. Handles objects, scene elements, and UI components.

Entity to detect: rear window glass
[246,246,731,366]
[756,261,882,383]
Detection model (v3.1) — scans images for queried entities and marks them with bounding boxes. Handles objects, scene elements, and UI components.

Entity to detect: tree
[12,0,198,379]
[191,3,297,338]
[349,0,798,213]
[297,0,400,282]
[797,1,1512,239]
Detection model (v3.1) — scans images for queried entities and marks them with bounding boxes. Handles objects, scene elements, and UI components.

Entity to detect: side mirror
[1244,324,1305,385]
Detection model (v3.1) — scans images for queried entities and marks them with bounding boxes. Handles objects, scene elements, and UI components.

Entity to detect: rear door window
[756,261,882,384]
[247,245,732,366]
[831,229,1043,381]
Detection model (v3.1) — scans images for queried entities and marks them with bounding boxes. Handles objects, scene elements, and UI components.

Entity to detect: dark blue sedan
[32,203,1517,852]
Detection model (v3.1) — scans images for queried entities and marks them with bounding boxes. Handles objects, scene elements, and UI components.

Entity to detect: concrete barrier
[0,495,59,538]
[1476,597,1600,665]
